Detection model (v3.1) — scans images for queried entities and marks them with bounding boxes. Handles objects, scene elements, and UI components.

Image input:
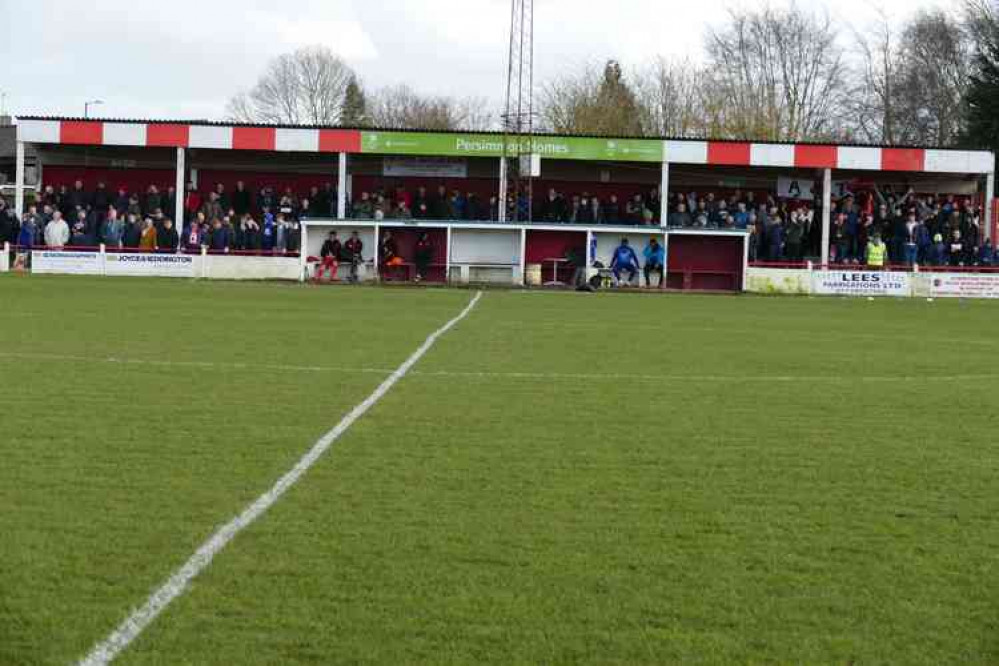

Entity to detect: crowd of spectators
[0,178,992,269]
[827,187,989,268]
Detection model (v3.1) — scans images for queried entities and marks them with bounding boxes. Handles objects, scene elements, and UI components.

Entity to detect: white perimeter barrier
[18,246,301,281]
[747,265,999,300]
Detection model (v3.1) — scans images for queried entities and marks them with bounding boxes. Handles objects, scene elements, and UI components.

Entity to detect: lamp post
[84,99,104,118]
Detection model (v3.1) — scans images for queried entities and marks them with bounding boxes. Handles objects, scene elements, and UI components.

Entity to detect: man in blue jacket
[643,236,665,287]
[611,237,640,286]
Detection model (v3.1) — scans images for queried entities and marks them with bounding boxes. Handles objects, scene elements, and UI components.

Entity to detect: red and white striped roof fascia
[15,119,995,175]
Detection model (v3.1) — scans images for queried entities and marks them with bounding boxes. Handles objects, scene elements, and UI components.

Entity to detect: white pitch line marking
[76,290,483,666]
[3,350,997,385]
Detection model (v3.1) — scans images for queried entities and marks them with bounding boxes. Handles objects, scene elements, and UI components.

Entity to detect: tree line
[227,1,999,154]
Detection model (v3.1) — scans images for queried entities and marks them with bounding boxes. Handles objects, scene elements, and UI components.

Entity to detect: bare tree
[226,46,355,125]
[704,4,847,141]
[634,57,708,137]
[848,9,903,143]
[894,9,972,145]
[367,84,496,130]
[538,60,645,136]
[849,8,972,146]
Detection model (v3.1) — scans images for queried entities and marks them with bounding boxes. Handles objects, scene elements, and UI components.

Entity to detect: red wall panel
[147,124,190,147]
[60,121,103,145]
[232,127,276,151]
[794,145,838,169]
[668,234,744,291]
[708,142,751,166]
[319,129,361,153]
[881,148,925,172]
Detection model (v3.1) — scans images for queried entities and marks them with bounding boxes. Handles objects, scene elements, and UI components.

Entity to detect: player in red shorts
[315,230,342,282]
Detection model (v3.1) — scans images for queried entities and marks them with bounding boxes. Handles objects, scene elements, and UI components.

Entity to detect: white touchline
[3,350,997,385]
[77,290,483,666]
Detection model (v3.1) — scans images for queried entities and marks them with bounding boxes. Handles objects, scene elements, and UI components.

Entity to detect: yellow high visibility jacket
[867,241,888,267]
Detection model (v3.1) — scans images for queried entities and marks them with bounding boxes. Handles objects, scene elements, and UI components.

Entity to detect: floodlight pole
[337,152,347,219]
[986,172,995,242]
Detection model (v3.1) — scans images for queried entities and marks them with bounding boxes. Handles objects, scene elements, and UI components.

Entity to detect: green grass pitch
[2,275,998,665]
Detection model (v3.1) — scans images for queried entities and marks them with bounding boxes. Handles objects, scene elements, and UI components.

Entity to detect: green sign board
[360,131,663,163]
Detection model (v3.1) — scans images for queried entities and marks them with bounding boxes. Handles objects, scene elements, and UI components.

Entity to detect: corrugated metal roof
[13,115,990,153]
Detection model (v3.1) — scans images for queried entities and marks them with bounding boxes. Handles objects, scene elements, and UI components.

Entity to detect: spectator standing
[948,230,968,266]
[44,212,70,248]
[67,180,89,212]
[92,182,112,215]
[240,214,261,251]
[18,207,38,251]
[414,231,434,282]
[261,211,276,252]
[0,198,15,244]
[122,214,142,248]
[184,215,204,252]
[139,219,158,251]
[209,219,230,253]
[114,186,131,215]
[602,194,620,225]
[232,181,251,217]
[101,207,125,248]
[902,211,919,266]
[157,218,179,252]
[978,238,994,266]
[200,192,224,222]
[184,183,201,221]
[866,233,888,268]
[144,185,163,217]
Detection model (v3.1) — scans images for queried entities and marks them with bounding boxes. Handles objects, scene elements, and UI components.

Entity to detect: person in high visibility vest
[866,233,888,269]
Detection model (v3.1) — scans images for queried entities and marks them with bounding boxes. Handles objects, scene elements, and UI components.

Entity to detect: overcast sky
[0,0,959,122]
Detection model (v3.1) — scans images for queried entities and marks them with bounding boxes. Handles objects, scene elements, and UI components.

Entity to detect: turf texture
[1,275,997,665]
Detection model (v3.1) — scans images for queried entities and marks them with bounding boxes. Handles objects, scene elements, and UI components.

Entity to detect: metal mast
[501,0,534,222]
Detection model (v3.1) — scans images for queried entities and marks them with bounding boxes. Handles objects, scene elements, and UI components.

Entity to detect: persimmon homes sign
[360,131,663,162]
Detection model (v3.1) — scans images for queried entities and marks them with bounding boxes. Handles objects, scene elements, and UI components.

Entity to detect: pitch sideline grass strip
[3,350,997,385]
[76,291,484,666]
